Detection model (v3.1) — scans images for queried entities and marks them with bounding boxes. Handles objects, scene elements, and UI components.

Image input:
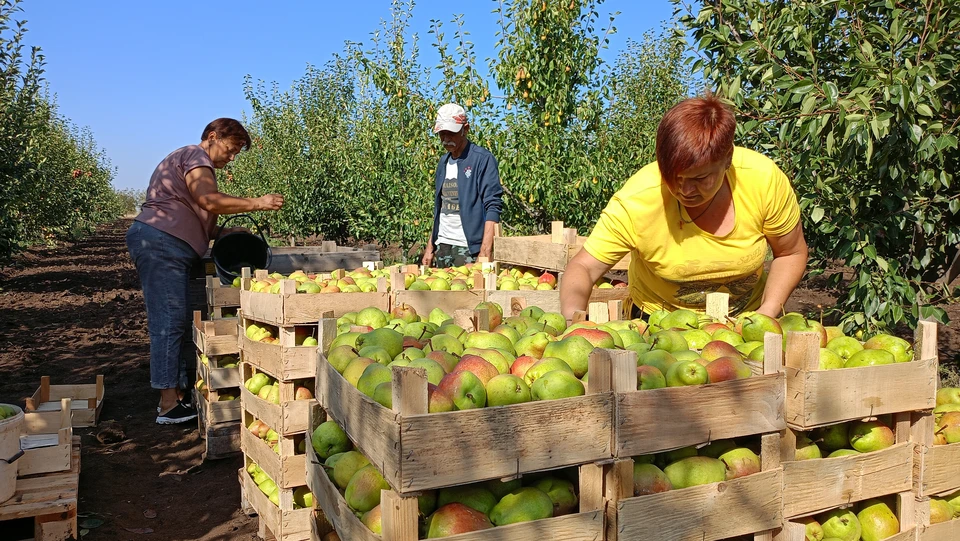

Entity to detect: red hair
[655,96,736,184]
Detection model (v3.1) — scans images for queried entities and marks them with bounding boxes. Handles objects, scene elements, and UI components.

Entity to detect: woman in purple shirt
[127,118,283,424]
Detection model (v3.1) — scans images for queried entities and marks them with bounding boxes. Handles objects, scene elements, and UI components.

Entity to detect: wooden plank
[34,507,77,541]
[785,358,938,429]
[399,394,613,492]
[240,334,315,381]
[240,468,312,541]
[198,357,241,390]
[393,290,484,319]
[485,290,560,313]
[316,356,403,490]
[198,391,241,424]
[781,442,914,518]
[917,442,960,497]
[442,511,603,541]
[616,374,785,456]
[493,236,570,272]
[240,427,305,489]
[380,490,419,541]
[193,320,240,357]
[616,468,783,541]
[920,520,960,541]
[238,377,312,436]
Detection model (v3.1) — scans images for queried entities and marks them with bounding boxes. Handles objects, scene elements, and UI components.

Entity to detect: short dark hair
[201,118,252,151]
[656,95,736,185]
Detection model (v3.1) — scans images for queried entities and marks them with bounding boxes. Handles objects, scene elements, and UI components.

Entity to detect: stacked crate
[307,298,615,541]
[192,311,242,459]
[774,321,939,540]
[239,269,390,540]
[206,276,241,320]
[492,220,631,273]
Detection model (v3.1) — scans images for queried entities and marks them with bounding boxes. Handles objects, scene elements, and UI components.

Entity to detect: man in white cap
[422,103,503,268]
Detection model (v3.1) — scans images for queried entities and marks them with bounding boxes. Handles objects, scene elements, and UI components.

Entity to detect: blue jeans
[126,221,198,390]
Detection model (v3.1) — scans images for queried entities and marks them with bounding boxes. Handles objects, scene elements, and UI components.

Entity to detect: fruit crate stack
[206,276,241,320]
[192,310,243,459]
[492,220,631,273]
[238,267,390,540]
[307,296,620,540]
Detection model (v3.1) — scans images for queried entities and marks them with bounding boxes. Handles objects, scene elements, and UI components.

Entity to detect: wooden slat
[485,290,560,313]
[316,356,403,490]
[240,334,315,381]
[781,442,914,518]
[917,442,960,497]
[616,468,783,541]
[242,288,390,326]
[785,357,938,429]
[240,428,305,489]
[238,375,312,436]
[616,374,785,456]
[239,468,312,541]
[198,391,241,424]
[493,236,570,271]
[194,322,240,357]
[920,520,960,541]
[198,357,241,390]
[442,511,603,541]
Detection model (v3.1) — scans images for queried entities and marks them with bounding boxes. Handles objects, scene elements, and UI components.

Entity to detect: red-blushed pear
[632,463,673,496]
[638,350,678,378]
[532,477,579,516]
[489,487,555,526]
[849,420,895,452]
[929,498,954,524]
[474,301,504,329]
[637,365,666,390]
[701,340,743,361]
[294,386,314,400]
[718,447,761,480]
[514,331,553,359]
[844,349,895,368]
[701,321,732,334]
[436,485,498,515]
[531,369,585,400]
[510,355,539,379]
[795,434,823,460]
[541,335,594,377]
[425,503,494,538]
[361,505,382,534]
[857,499,900,541]
[401,336,426,351]
[453,355,500,385]
[463,331,514,353]
[663,456,727,489]
[462,347,511,374]
[935,387,960,407]
[437,371,487,410]
[538,272,558,288]
[345,465,390,513]
[936,412,960,444]
[332,451,371,491]
[665,360,709,387]
[565,327,617,348]
[739,313,783,342]
[390,303,419,324]
[705,356,753,383]
[486,374,532,407]
[863,334,913,363]
[649,330,689,352]
[248,419,266,436]
[426,383,455,413]
[425,350,459,374]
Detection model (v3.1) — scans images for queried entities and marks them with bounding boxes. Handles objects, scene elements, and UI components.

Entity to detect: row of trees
[225,0,956,331]
[0,0,124,260]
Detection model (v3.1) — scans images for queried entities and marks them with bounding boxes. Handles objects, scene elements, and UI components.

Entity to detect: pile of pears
[199,353,238,369]
[243,370,314,405]
[245,461,312,509]
[0,404,19,420]
[238,267,389,294]
[798,492,959,541]
[935,387,960,445]
[310,420,583,538]
[631,438,763,497]
[792,418,896,460]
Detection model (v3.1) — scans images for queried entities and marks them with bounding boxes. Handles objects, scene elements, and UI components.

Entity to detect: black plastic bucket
[211,214,271,285]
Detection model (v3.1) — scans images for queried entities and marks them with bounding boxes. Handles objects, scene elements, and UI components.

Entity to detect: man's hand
[421,250,434,267]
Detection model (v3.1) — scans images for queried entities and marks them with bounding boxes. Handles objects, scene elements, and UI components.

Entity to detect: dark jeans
[433,243,477,268]
[126,221,198,390]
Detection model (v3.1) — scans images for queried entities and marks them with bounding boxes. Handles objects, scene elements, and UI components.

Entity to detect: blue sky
[23,0,677,190]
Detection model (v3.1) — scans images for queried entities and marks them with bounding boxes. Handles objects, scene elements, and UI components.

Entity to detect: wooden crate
[915,439,960,498]
[206,276,242,319]
[25,375,103,428]
[609,333,785,457]
[196,386,241,424]
[239,363,314,436]
[492,221,631,273]
[193,310,240,357]
[315,318,615,494]
[240,269,390,326]
[241,409,306,489]
[304,404,606,541]
[0,436,80,541]
[195,389,241,460]
[18,399,72,477]
[239,316,317,382]
[239,468,312,541]
[919,519,960,540]
[784,322,938,429]
[198,352,241,391]
[485,288,630,316]
[779,412,926,518]
[774,492,923,541]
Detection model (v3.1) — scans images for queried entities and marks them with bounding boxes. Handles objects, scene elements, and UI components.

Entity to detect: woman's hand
[257,194,284,211]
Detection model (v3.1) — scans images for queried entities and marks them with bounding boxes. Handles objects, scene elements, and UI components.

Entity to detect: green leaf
[811,206,825,223]
[790,80,815,94]
[864,245,877,260]
[916,103,933,117]
[824,81,839,104]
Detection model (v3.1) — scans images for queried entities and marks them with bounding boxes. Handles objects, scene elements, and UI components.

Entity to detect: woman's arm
[185,167,283,214]
[756,223,808,318]
[560,249,615,319]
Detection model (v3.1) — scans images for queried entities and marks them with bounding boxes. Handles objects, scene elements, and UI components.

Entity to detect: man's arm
[756,223,808,318]
[477,220,498,260]
[560,249,615,319]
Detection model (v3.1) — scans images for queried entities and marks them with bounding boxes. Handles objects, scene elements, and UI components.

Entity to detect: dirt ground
[0,218,957,540]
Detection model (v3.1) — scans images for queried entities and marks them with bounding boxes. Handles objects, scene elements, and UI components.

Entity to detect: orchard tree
[676,0,960,331]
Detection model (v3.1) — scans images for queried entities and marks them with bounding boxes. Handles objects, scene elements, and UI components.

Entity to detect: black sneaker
[156,401,198,425]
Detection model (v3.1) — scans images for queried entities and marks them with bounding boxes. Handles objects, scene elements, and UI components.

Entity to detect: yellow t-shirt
[583,147,800,315]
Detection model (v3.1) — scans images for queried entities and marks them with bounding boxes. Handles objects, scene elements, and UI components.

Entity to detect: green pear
[818,348,846,369]
[541,335,593,377]
[863,334,913,363]
[649,330,689,352]
[489,487,555,526]
[437,485,498,515]
[844,349,895,368]
[355,307,388,329]
[357,328,403,359]
[814,423,850,452]
[659,309,699,331]
[311,420,352,460]
[663,456,727,489]
[857,499,899,541]
[531,369,585,400]
[827,449,860,458]
[428,307,453,326]
[357,363,392,398]
[930,498,955,524]
[797,517,824,541]
[409,358,447,385]
[485,374,532,407]
[342,357,375,387]
[332,450,371,490]
[358,345,392,365]
[532,477,579,516]
[345,465,390,513]
[795,434,823,460]
[826,336,864,360]
[818,508,861,541]
[523,357,573,386]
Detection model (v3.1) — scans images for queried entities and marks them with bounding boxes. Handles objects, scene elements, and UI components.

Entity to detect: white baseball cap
[433,103,468,133]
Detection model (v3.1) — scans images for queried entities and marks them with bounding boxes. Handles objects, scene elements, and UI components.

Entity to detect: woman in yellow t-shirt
[560,96,808,319]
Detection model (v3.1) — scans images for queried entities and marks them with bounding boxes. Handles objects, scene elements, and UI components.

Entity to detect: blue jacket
[431,141,503,255]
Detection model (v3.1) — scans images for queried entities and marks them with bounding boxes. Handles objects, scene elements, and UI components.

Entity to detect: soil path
[0,219,256,541]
